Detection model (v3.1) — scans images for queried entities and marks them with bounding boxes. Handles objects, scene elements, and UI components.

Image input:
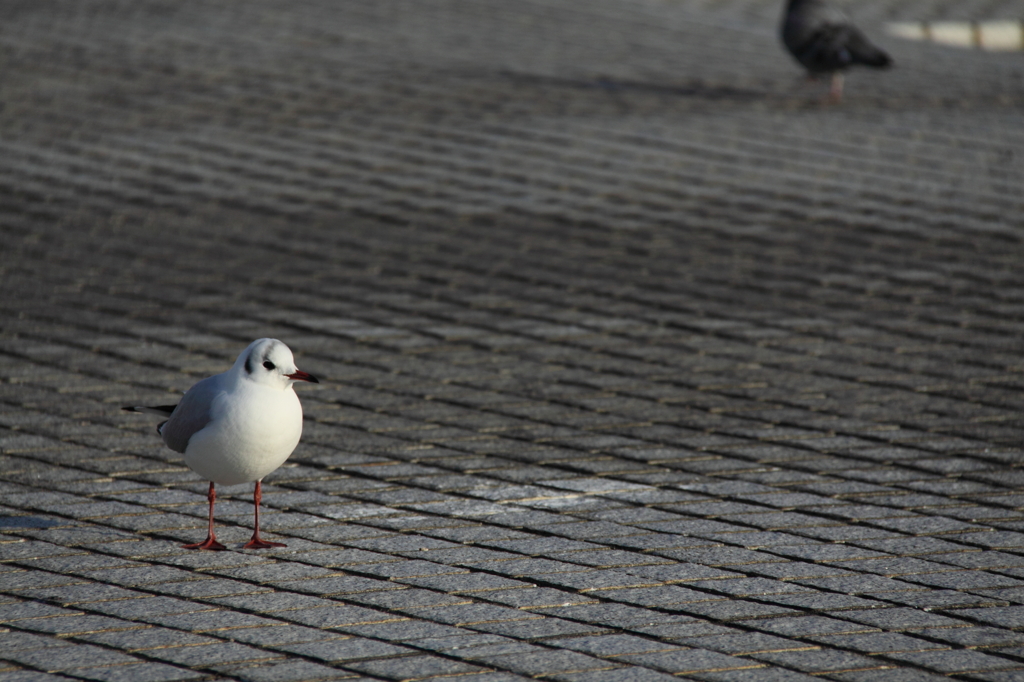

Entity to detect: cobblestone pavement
[2,1,1024,681]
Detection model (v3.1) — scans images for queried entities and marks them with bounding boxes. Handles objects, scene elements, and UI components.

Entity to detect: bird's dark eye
[263,361,276,370]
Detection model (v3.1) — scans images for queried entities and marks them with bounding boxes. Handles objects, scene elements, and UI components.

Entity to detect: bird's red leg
[183,482,226,550]
[243,480,286,550]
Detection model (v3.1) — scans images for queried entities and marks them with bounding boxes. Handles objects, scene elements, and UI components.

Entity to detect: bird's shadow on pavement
[0,515,66,529]
[497,69,766,103]
[485,69,1020,114]
[489,70,905,113]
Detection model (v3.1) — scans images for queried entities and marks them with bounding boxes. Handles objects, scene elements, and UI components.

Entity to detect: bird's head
[234,338,319,388]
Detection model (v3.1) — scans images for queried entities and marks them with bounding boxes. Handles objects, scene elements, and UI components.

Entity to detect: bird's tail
[849,33,892,68]
[122,405,178,417]
[123,405,177,437]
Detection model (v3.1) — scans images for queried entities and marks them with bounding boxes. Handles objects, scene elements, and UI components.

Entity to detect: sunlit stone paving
[1,1,1024,681]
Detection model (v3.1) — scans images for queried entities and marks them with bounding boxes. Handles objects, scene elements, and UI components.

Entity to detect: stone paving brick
[144,641,286,667]
[208,592,343,613]
[749,648,890,674]
[334,620,468,641]
[673,632,816,655]
[620,564,744,583]
[224,625,345,647]
[0,601,82,622]
[279,637,414,662]
[0,672,84,682]
[343,654,488,679]
[553,668,679,682]
[912,626,1024,649]
[272,575,403,597]
[554,634,681,657]
[225,659,365,681]
[5,645,144,672]
[899,570,1024,590]
[943,673,1024,682]
[616,648,763,674]
[142,579,273,600]
[469,617,609,639]
[79,596,218,621]
[424,675,528,682]
[470,648,615,675]
[396,632,515,654]
[86,662,210,682]
[751,617,880,638]
[838,608,969,631]
[684,600,805,623]
[809,631,948,654]
[954,606,1024,629]
[536,603,696,630]
[884,649,1024,674]
[77,627,220,650]
[396,602,538,627]
[822,671,947,682]
[14,614,147,638]
[793,574,925,594]
[688,669,819,682]
[478,587,596,609]
[147,610,286,632]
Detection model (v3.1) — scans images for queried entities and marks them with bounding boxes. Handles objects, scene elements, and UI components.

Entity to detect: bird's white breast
[183,382,303,486]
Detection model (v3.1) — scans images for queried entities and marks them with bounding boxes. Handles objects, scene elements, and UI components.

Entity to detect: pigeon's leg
[826,72,844,103]
[243,480,286,550]
[183,482,226,550]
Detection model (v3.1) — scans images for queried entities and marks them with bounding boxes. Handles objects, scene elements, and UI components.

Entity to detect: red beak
[286,370,319,383]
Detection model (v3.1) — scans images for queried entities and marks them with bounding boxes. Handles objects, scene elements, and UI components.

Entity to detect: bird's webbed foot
[243,534,287,550]
[183,535,227,551]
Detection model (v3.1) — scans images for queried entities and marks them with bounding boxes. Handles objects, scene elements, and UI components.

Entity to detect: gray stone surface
[2,0,1024,681]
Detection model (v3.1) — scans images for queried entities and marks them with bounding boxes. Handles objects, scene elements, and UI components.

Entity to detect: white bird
[125,338,318,550]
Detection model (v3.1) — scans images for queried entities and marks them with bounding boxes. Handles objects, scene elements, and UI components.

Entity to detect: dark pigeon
[781,0,892,101]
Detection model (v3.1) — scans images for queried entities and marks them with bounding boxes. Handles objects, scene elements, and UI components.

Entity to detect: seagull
[124,338,318,550]
[781,0,892,102]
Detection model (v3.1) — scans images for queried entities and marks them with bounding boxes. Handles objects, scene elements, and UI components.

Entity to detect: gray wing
[159,374,223,453]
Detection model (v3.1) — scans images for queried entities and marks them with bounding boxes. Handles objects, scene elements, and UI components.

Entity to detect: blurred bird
[781,0,892,101]
[125,338,318,550]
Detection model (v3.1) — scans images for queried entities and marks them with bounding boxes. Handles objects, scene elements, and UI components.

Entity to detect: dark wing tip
[123,405,179,417]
